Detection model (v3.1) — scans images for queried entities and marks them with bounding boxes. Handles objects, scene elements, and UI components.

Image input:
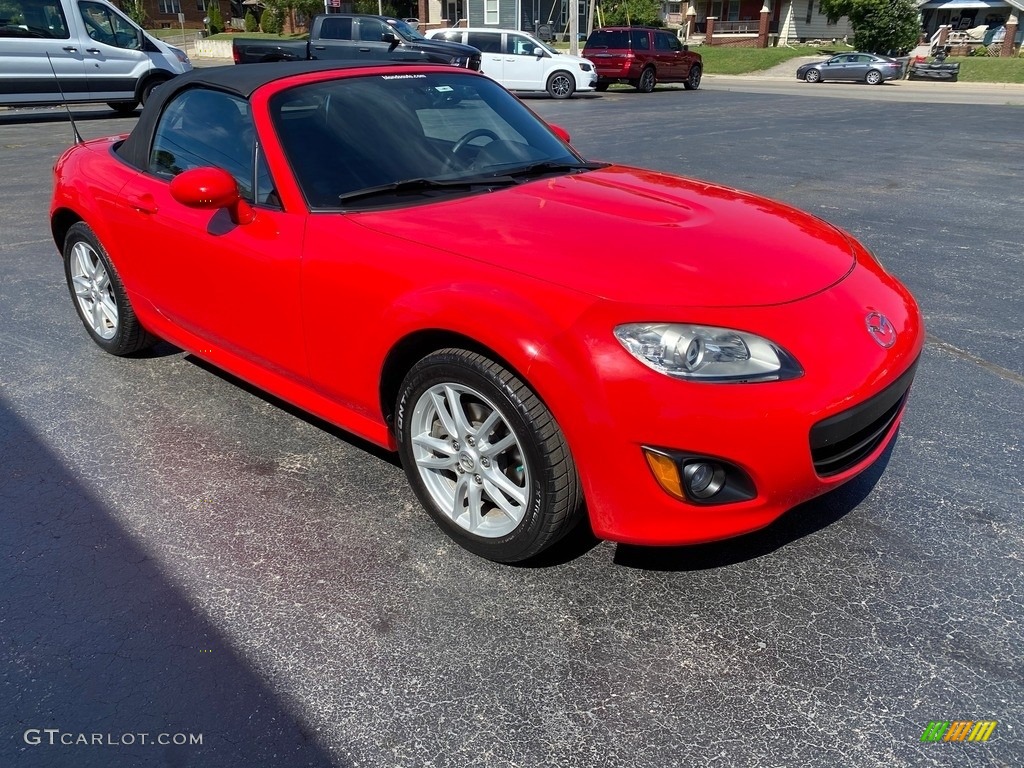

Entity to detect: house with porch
[418,0,853,47]
[681,0,853,44]
[918,0,1023,52]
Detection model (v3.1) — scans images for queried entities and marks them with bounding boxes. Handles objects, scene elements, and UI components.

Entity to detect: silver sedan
[797,53,902,85]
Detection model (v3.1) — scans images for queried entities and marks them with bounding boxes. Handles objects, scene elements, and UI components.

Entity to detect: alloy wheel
[408,382,530,538]
[69,240,118,340]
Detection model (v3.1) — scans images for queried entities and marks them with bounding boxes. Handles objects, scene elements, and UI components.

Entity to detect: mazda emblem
[865,312,897,348]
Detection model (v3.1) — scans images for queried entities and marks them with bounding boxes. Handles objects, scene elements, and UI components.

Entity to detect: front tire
[139,76,169,106]
[805,69,821,83]
[637,67,657,93]
[546,71,575,99]
[396,349,582,563]
[63,222,156,356]
[683,64,702,90]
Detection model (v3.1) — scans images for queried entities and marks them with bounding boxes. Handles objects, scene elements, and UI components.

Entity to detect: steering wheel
[452,128,500,156]
[82,15,116,46]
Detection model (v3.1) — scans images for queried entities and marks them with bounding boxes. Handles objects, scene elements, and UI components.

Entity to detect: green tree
[118,0,147,27]
[207,0,223,34]
[599,0,664,27]
[819,0,920,54]
[244,9,258,31]
[353,0,400,15]
[259,2,281,33]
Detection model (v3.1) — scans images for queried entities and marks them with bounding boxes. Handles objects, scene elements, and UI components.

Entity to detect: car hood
[352,166,857,308]
[799,60,828,69]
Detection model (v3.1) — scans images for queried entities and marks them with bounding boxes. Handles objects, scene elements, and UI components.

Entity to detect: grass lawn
[206,31,307,40]
[950,56,1024,83]
[696,46,820,74]
[554,42,852,75]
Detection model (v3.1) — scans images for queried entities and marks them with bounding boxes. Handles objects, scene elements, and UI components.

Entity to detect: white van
[1,0,191,113]
[426,27,596,99]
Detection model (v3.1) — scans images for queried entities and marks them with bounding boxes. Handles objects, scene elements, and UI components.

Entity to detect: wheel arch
[547,68,574,84]
[50,207,84,254]
[379,329,529,435]
[136,71,173,105]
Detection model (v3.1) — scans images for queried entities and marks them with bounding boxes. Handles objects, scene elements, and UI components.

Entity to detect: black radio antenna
[46,52,84,145]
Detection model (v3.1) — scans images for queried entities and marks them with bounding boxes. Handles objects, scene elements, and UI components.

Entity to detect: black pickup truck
[232,14,482,71]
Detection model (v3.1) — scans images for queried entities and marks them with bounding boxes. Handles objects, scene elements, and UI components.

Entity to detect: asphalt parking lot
[1,83,1022,767]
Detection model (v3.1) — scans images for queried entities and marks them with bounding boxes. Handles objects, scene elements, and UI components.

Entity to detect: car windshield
[270,72,591,210]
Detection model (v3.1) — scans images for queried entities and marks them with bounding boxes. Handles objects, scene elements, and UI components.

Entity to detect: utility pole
[569,0,579,55]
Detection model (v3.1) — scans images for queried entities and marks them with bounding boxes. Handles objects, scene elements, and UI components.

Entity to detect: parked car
[796,53,902,85]
[50,61,923,563]
[426,27,596,98]
[583,26,702,92]
[232,14,481,71]
[0,0,190,112]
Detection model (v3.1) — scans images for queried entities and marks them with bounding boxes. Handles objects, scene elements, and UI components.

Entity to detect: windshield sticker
[435,86,453,92]
[381,74,427,80]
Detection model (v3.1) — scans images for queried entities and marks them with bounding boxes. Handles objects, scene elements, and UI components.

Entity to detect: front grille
[810,359,919,477]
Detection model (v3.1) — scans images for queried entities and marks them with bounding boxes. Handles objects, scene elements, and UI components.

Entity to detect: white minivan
[0,0,191,113]
[426,28,596,99]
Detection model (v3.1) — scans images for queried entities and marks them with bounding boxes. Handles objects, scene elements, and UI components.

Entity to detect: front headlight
[579,62,593,72]
[614,323,802,382]
[170,46,190,65]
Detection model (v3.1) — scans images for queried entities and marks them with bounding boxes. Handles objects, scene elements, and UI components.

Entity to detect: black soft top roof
[116,61,420,170]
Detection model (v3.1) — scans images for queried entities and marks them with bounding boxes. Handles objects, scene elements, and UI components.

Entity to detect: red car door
[112,88,308,381]
[653,30,683,81]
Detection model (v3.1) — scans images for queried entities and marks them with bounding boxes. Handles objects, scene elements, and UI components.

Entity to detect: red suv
[583,27,702,93]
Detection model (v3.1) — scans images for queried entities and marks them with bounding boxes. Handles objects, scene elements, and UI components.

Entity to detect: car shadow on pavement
[0,396,341,768]
[611,437,897,572]
[184,353,399,465]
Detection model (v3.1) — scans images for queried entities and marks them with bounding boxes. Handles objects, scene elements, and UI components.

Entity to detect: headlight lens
[579,62,593,72]
[614,323,802,382]
[170,46,190,65]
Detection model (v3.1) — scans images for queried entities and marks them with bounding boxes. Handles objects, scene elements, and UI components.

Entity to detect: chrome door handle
[86,48,101,54]
[63,46,78,52]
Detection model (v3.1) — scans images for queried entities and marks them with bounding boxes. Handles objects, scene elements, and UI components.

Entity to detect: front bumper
[549,258,924,546]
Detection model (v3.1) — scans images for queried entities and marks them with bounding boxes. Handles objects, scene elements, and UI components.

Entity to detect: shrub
[207,1,223,34]
[244,10,258,32]
[260,8,280,34]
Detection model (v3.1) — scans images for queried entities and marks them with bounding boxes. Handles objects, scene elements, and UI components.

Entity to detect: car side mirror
[170,167,255,225]
[548,123,571,144]
[682,44,689,52]
[382,31,398,44]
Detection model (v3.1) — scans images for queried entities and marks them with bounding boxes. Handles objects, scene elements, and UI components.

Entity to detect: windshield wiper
[504,161,607,180]
[338,175,515,204]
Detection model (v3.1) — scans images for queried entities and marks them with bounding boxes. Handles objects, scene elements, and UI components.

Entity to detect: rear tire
[546,71,575,99]
[594,82,609,92]
[396,348,583,563]
[62,222,156,356]
[865,69,882,85]
[637,67,656,93]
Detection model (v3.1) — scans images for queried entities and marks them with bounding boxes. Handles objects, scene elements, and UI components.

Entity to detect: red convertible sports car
[50,62,923,562]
